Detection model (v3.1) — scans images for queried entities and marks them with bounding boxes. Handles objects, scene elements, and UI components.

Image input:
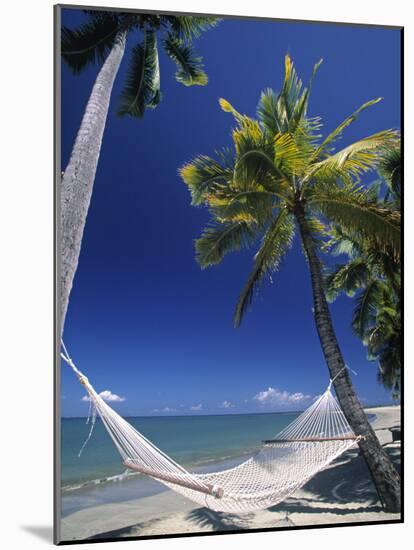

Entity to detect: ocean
[60,411,300,515]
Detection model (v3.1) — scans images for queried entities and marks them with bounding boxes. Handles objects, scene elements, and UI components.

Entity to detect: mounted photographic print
[54,4,403,545]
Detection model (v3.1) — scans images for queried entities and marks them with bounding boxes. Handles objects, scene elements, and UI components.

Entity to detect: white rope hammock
[61,343,362,514]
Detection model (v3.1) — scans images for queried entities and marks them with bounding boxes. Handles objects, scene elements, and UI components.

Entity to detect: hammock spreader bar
[263,435,362,444]
[124,459,225,498]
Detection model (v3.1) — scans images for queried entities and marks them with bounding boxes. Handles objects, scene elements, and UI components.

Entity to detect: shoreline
[61,451,257,518]
[60,405,401,542]
[61,446,258,496]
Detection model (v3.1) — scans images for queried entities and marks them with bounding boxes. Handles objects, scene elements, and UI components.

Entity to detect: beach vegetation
[324,146,401,398]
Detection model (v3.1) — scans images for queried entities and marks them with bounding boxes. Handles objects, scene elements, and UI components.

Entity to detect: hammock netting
[61,345,361,514]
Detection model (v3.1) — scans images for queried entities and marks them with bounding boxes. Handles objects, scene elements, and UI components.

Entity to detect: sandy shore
[60,406,401,542]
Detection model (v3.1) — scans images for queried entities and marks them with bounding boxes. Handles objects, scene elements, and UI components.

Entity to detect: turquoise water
[61,412,299,491]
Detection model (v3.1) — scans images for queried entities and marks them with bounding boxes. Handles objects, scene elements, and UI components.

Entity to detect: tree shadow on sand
[269,444,400,515]
[86,444,400,539]
[186,445,401,531]
[185,508,254,531]
[86,521,150,540]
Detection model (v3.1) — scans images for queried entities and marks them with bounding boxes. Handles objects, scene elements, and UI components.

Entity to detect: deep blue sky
[61,9,401,417]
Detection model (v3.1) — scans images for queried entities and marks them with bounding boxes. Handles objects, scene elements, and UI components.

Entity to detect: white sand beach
[60,406,401,542]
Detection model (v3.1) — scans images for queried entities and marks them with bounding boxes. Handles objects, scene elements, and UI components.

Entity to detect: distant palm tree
[181,55,400,511]
[60,10,219,330]
[325,147,401,397]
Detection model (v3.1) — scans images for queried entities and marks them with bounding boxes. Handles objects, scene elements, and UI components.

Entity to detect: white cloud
[82,390,125,403]
[219,400,234,409]
[253,387,312,407]
[190,403,203,411]
[152,406,177,413]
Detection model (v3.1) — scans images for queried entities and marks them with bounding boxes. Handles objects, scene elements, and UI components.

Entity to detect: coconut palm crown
[325,223,401,398]
[181,55,400,326]
[62,10,219,117]
[324,147,401,397]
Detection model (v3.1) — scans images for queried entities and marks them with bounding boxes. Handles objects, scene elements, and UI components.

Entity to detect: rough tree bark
[60,33,126,332]
[294,202,401,513]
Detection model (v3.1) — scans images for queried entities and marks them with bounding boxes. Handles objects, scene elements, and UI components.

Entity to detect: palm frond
[117,31,161,118]
[257,89,283,136]
[274,132,311,178]
[308,129,400,183]
[61,13,120,73]
[256,58,322,138]
[325,259,370,301]
[377,145,401,201]
[164,34,208,86]
[254,56,302,135]
[195,220,257,268]
[162,15,220,40]
[289,58,323,132]
[232,119,265,157]
[305,215,327,240]
[208,186,276,228]
[234,149,290,192]
[352,280,383,339]
[323,225,361,258]
[279,54,303,127]
[257,88,283,138]
[256,57,323,163]
[219,98,267,150]
[234,210,295,326]
[217,99,290,188]
[309,186,401,255]
[218,97,246,125]
[180,155,233,205]
[310,97,383,161]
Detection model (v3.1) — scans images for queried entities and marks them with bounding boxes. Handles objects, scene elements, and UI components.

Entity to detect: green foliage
[309,181,400,255]
[325,259,371,301]
[118,31,161,117]
[162,15,220,40]
[164,35,208,86]
[325,201,401,398]
[352,280,383,338]
[378,145,401,202]
[195,220,257,267]
[311,97,384,161]
[61,12,120,74]
[180,155,233,205]
[309,129,399,184]
[234,210,295,326]
[62,12,219,116]
[256,56,323,137]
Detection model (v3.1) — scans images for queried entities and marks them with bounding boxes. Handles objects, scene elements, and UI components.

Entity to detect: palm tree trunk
[60,32,126,333]
[294,203,401,513]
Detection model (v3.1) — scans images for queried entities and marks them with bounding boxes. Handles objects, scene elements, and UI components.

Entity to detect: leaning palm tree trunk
[294,203,401,512]
[60,33,126,332]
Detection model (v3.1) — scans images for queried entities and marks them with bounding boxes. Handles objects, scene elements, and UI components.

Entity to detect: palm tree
[60,10,219,330]
[180,55,401,511]
[325,148,401,397]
